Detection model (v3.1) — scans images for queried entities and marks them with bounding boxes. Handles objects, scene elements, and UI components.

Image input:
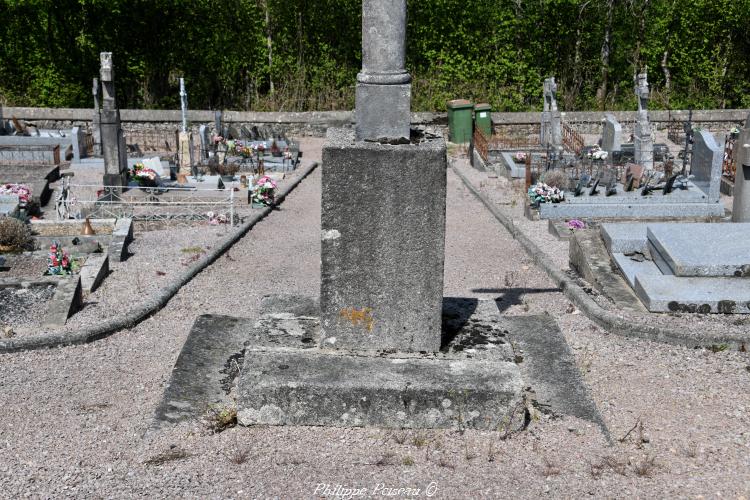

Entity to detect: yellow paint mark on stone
[339,307,375,332]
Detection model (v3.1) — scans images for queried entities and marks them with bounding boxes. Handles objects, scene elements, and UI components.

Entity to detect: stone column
[541,77,561,149]
[98,53,127,193]
[355,0,411,141]
[633,71,654,169]
[732,132,750,222]
[91,78,101,155]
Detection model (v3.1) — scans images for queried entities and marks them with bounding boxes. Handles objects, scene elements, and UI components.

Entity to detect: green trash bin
[474,103,492,138]
[447,99,474,144]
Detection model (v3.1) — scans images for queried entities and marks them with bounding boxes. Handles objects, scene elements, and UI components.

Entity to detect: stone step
[612,252,661,288]
[634,273,750,314]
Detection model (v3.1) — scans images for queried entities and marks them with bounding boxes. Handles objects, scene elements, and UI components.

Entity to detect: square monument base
[237,298,524,431]
[320,129,447,353]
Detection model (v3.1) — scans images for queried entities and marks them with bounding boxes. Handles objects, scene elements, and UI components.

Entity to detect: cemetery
[1,0,750,497]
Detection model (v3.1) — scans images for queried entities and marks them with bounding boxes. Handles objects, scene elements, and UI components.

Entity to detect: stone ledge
[238,349,523,430]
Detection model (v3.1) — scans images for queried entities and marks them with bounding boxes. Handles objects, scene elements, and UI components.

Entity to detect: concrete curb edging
[0,162,319,354]
[451,164,749,350]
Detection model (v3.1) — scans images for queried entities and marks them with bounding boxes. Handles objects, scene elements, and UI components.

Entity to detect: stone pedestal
[100,109,127,190]
[320,129,447,352]
[178,131,194,174]
[634,119,654,169]
[732,130,750,222]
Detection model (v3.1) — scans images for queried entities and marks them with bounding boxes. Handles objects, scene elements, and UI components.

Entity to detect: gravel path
[0,143,749,497]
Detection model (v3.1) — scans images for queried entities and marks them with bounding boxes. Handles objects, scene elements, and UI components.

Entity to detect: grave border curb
[0,162,319,354]
[452,163,748,350]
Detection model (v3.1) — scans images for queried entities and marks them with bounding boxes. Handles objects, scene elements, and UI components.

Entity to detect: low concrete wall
[2,106,747,137]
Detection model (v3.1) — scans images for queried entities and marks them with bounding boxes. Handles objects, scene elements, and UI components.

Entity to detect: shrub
[542,170,570,189]
[0,217,33,251]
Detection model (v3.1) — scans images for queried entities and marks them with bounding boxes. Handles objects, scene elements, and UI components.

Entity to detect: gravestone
[690,129,723,203]
[633,72,654,169]
[70,127,86,162]
[0,105,4,135]
[732,125,750,222]
[177,78,194,174]
[199,125,210,161]
[98,53,128,193]
[602,114,622,154]
[541,77,562,149]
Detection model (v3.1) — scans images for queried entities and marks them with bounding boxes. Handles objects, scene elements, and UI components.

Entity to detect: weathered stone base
[239,350,522,430]
[156,295,605,434]
[238,298,523,430]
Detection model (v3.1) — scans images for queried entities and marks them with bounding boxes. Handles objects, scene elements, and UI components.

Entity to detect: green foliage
[1,0,749,111]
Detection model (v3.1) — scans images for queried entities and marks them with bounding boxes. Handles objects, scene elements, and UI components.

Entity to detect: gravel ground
[0,140,749,498]
[0,285,55,332]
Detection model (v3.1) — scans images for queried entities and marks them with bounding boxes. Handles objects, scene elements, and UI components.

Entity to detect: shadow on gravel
[471,287,560,313]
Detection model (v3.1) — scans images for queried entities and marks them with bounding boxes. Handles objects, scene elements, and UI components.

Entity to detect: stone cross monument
[177,78,194,173]
[98,53,128,192]
[355,0,411,141]
[633,71,654,169]
[541,77,562,149]
[321,0,447,352]
[237,0,522,431]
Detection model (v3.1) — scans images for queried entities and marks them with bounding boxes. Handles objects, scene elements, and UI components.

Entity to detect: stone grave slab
[634,273,750,314]
[647,223,750,277]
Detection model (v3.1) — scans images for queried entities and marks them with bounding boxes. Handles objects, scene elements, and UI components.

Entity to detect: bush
[0,217,33,251]
[542,170,570,190]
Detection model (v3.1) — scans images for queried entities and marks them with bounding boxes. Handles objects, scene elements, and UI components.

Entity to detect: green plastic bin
[474,103,492,138]
[447,99,474,144]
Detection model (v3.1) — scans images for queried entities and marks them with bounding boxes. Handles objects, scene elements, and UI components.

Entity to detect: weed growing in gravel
[375,452,398,466]
[463,442,477,461]
[541,457,561,477]
[390,430,408,444]
[412,432,428,448]
[402,455,415,466]
[227,448,251,464]
[590,455,628,477]
[437,456,455,469]
[633,454,659,477]
[487,441,497,462]
[145,447,190,466]
[503,271,519,288]
[205,405,238,433]
[181,246,204,254]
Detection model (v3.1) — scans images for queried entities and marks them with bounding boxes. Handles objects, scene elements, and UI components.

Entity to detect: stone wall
[2,106,747,138]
